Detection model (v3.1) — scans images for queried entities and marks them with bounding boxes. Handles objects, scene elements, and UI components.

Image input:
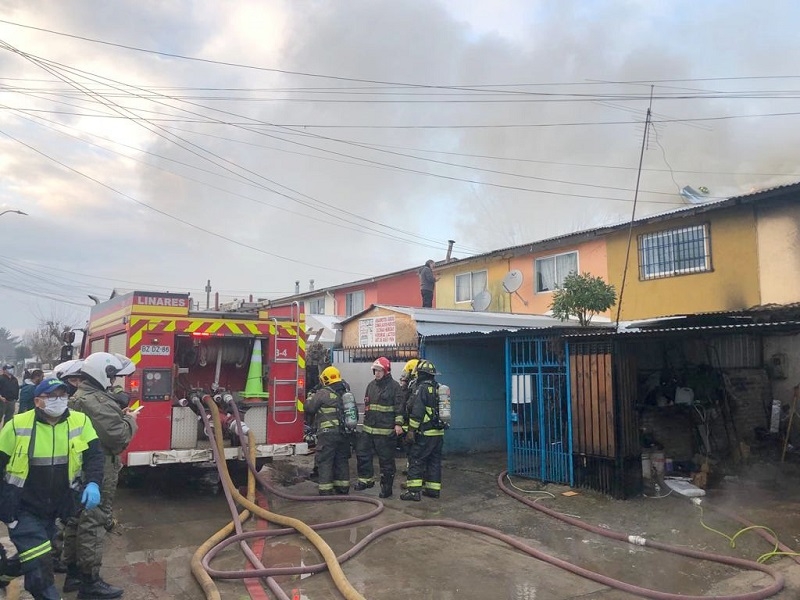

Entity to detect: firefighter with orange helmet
[304,366,352,495]
[353,357,404,498]
[401,359,445,501]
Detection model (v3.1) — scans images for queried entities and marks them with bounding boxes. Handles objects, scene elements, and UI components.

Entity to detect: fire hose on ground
[194,397,787,600]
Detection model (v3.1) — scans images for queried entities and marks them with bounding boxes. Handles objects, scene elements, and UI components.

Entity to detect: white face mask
[43,396,69,417]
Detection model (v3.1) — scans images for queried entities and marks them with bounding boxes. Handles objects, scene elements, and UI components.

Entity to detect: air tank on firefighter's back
[438,383,451,425]
[341,390,358,430]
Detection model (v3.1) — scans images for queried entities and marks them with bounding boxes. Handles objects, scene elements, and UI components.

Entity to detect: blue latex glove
[81,482,100,510]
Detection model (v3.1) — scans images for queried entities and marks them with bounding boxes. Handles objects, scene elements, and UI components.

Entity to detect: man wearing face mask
[0,364,20,428]
[0,377,103,600]
[61,353,137,599]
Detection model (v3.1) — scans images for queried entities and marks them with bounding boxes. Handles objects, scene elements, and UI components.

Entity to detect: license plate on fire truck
[141,345,171,356]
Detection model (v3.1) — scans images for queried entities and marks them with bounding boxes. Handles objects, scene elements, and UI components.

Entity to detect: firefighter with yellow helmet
[304,366,352,495]
[401,359,446,501]
[399,359,419,430]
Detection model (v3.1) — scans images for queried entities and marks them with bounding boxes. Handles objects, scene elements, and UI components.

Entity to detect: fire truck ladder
[270,301,302,425]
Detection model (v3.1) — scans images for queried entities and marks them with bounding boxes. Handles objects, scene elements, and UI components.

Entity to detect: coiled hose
[196,396,369,600]
[196,400,786,600]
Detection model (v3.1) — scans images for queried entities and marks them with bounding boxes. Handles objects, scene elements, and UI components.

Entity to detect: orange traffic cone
[243,339,269,401]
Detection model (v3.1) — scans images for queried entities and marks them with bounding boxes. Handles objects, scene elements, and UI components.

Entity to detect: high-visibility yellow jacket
[0,409,103,522]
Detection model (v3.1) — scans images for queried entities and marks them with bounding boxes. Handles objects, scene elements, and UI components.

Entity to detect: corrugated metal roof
[341,304,597,337]
[565,320,800,339]
[267,180,800,306]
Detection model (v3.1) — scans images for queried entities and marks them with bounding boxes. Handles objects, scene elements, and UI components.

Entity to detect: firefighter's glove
[405,430,416,444]
[82,482,101,510]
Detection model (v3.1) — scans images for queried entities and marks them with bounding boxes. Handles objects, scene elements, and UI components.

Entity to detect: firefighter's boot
[62,565,81,593]
[400,489,421,502]
[378,475,393,498]
[422,488,440,498]
[77,574,124,599]
[353,480,374,491]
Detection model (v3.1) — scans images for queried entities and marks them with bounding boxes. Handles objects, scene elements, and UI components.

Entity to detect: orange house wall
[507,238,609,316]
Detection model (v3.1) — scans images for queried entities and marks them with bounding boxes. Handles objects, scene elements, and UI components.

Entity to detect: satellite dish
[502,270,529,308]
[502,270,523,293]
[471,290,492,311]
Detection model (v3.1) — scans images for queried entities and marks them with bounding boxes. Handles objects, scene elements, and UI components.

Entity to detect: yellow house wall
[435,257,511,312]
[756,203,800,304]
[435,238,609,315]
[341,307,417,347]
[605,207,761,320]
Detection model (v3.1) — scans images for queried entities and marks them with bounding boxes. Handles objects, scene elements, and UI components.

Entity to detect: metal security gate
[506,336,572,485]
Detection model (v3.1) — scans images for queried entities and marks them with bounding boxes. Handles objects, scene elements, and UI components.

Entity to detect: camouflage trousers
[61,454,120,577]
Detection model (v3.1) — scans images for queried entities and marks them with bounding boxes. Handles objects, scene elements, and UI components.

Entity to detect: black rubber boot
[400,490,421,502]
[318,489,334,496]
[353,480,374,491]
[77,575,124,599]
[422,489,440,498]
[334,486,350,495]
[378,475,394,498]
[63,565,81,593]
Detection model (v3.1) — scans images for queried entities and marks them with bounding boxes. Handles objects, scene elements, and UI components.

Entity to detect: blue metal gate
[506,336,572,485]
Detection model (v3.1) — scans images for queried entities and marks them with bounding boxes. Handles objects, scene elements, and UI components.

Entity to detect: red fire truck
[82,291,309,467]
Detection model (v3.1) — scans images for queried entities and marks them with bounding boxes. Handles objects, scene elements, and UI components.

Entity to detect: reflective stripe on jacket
[408,381,445,437]
[362,376,404,436]
[0,409,96,487]
[305,386,342,433]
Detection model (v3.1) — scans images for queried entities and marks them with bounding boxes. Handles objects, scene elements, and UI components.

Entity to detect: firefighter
[61,352,138,599]
[0,377,104,600]
[353,357,404,498]
[401,360,445,501]
[304,366,351,496]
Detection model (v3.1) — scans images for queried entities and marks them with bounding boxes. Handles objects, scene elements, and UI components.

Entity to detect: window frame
[637,223,712,280]
[345,290,365,317]
[454,269,488,304]
[534,251,579,294]
[307,297,325,315]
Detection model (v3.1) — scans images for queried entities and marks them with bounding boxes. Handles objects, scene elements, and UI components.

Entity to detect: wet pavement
[2,452,800,599]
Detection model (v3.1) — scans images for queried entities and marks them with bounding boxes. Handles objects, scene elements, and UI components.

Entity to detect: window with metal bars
[638,223,711,280]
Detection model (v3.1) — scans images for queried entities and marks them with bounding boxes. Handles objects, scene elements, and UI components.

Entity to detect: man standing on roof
[419,260,438,308]
[353,357,404,498]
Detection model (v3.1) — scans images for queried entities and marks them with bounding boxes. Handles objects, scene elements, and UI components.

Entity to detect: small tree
[550,272,617,327]
[24,319,74,367]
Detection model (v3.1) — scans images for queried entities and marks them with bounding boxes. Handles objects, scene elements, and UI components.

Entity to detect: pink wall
[332,272,422,316]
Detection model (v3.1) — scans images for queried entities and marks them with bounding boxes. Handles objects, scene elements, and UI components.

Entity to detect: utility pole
[205,279,212,310]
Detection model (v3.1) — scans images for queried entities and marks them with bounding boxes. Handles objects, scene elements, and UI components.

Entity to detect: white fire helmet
[80,352,124,390]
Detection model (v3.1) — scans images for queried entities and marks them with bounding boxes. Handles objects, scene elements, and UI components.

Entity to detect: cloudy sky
[1,1,799,334]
